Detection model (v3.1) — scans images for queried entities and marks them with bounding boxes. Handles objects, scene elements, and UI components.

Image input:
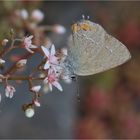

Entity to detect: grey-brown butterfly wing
[67,20,131,76]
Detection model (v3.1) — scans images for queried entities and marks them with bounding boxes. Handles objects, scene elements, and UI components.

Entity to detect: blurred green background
[0,1,140,139]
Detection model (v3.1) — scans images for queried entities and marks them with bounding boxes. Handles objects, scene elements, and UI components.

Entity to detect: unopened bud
[0,59,5,65]
[34,99,41,107]
[2,39,8,46]
[31,85,41,93]
[10,29,14,36]
[25,107,35,118]
[16,59,27,68]
[53,25,66,34]
[31,9,44,23]
[20,9,28,20]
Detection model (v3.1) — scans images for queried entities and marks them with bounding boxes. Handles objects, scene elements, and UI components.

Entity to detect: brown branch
[8,76,44,81]
[4,52,32,75]
[0,39,21,57]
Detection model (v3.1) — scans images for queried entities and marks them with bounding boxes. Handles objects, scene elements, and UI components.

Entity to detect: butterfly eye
[71,76,76,81]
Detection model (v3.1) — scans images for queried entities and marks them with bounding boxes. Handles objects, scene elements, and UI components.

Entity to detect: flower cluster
[0,8,69,118]
[41,45,63,91]
[0,34,70,118]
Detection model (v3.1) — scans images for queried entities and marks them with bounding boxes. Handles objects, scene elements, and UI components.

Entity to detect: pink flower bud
[34,99,41,107]
[0,59,5,64]
[5,85,16,98]
[2,39,8,46]
[20,9,28,20]
[53,25,66,34]
[31,85,41,93]
[31,9,44,22]
[16,59,27,68]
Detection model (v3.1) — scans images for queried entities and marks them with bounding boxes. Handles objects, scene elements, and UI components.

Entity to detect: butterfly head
[71,20,96,34]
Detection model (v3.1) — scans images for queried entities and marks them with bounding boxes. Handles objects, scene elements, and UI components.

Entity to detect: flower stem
[4,52,32,75]
[0,39,22,57]
[8,76,44,81]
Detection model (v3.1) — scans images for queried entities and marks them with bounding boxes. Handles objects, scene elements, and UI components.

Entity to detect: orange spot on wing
[71,22,96,33]
[71,23,79,33]
[80,23,91,31]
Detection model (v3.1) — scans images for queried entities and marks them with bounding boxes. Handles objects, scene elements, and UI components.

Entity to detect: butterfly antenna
[82,14,85,19]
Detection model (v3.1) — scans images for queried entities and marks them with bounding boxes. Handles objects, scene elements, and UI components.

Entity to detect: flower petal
[26,47,34,53]
[9,92,13,98]
[53,81,63,91]
[0,59,5,64]
[41,46,49,57]
[43,77,48,84]
[28,35,33,40]
[44,61,50,69]
[5,85,16,98]
[50,44,56,55]
[30,44,37,48]
[34,100,41,107]
[31,85,41,92]
[16,59,27,68]
[5,90,9,98]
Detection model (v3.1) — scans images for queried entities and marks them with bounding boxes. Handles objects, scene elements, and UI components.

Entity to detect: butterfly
[66,19,131,76]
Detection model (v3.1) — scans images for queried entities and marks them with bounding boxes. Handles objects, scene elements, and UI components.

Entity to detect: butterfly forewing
[67,19,131,76]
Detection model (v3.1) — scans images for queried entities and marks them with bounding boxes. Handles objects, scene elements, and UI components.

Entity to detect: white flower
[20,9,28,20]
[23,35,37,53]
[34,99,41,107]
[53,25,66,34]
[31,9,44,22]
[2,39,8,46]
[25,107,35,118]
[5,85,16,98]
[31,85,41,93]
[0,59,5,64]
[16,59,27,68]
[44,69,63,91]
[41,44,58,70]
